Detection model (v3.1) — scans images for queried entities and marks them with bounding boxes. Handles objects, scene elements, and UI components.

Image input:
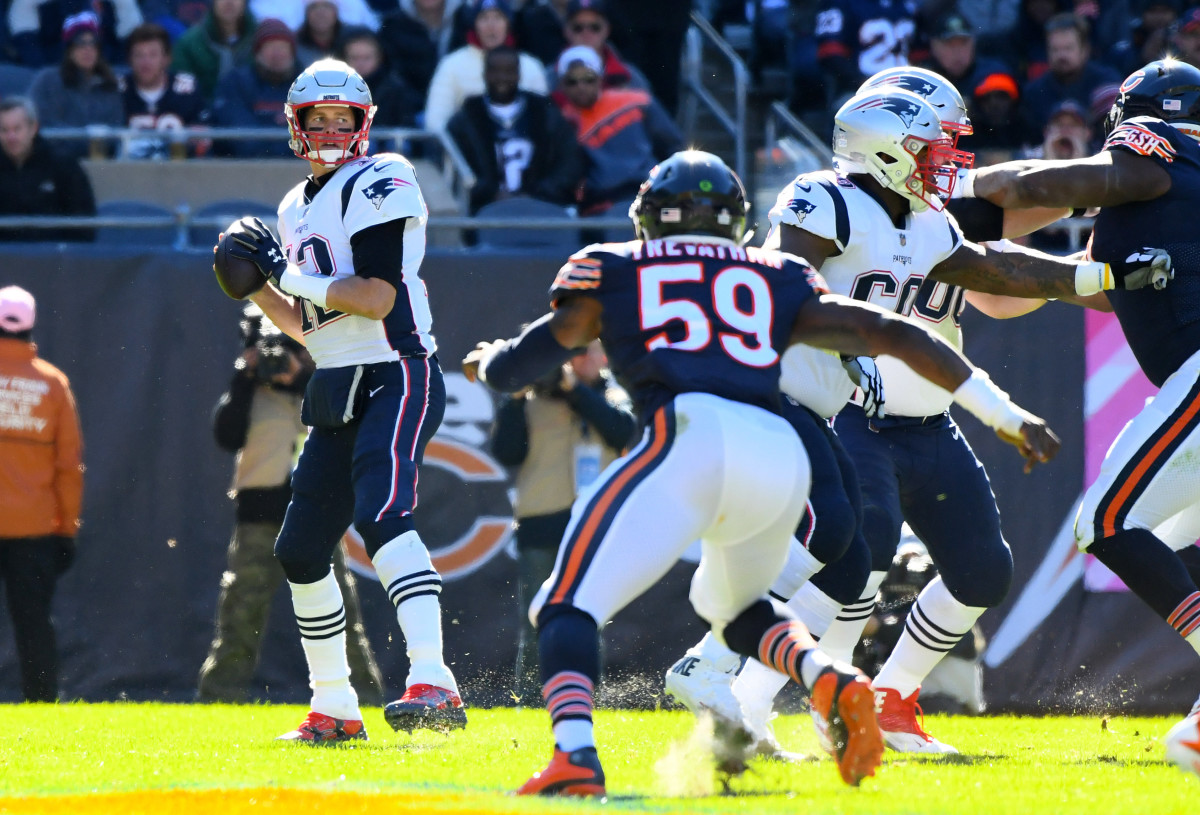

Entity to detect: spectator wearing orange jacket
[0,285,83,702]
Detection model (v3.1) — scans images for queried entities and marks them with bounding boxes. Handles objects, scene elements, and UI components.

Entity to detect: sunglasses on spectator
[570,21,604,33]
[563,74,600,87]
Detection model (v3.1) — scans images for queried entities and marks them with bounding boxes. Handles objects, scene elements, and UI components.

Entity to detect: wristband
[953,168,976,199]
[952,369,1025,436]
[278,266,333,309]
[1074,261,1113,296]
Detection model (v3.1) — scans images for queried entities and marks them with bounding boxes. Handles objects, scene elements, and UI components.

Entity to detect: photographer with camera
[197,305,385,705]
[489,339,636,700]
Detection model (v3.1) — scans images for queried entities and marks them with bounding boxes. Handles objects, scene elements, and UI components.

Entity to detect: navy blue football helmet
[1105,58,1200,137]
[630,150,748,243]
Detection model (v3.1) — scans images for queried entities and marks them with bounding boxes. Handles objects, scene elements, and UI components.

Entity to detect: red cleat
[875,686,958,754]
[275,711,367,745]
[809,669,884,786]
[517,746,606,797]
[384,683,467,733]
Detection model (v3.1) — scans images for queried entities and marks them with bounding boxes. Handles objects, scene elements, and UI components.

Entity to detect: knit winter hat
[253,18,297,53]
[62,11,100,45]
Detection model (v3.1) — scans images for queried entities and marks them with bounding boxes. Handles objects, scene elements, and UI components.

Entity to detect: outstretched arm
[792,294,1060,470]
[969,150,1171,210]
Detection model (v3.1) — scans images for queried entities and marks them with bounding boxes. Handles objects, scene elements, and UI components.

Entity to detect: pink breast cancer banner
[1082,310,1158,591]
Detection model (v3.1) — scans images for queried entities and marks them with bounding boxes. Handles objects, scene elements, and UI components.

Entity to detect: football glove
[1108,247,1173,291]
[841,355,885,418]
[227,217,287,286]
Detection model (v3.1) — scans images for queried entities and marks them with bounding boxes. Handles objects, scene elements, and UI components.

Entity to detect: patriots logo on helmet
[362,177,412,210]
[879,98,921,127]
[788,198,817,222]
[879,76,935,98]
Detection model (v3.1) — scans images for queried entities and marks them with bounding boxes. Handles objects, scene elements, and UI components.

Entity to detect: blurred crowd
[0,0,1195,235]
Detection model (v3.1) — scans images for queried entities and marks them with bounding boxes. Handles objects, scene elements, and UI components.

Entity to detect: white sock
[554,719,595,752]
[732,654,789,713]
[768,538,825,599]
[819,570,887,664]
[289,572,360,720]
[372,531,457,692]
[786,582,843,638]
[873,575,984,698]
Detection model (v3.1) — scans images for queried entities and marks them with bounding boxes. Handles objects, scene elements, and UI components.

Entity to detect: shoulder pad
[1104,116,1179,162]
[768,171,850,250]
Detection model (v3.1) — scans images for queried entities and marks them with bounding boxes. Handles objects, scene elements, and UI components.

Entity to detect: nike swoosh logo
[796,181,811,191]
[372,162,392,173]
[369,386,384,397]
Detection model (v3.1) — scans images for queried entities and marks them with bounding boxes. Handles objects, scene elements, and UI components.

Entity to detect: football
[1164,713,1200,776]
[214,218,268,300]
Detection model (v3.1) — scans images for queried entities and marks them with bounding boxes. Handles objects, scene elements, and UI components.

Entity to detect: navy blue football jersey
[1092,117,1200,386]
[815,0,918,79]
[549,239,828,418]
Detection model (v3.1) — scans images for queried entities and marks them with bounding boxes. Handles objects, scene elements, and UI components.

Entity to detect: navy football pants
[275,356,446,584]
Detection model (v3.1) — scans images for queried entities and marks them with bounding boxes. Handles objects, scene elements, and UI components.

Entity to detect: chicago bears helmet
[285,59,377,166]
[630,150,749,242]
[833,88,975,212]
[1105,58,1200,138]
[859,66,972,145]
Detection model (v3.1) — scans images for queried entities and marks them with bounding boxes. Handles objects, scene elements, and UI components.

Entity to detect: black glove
[841,355,885,418]
[51,536,75,575]
[1108,247,1173,291]
[227,217,288,286]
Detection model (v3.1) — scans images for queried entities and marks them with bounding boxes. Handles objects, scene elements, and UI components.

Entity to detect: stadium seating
[473,198,581,251]
[95,200,177,246]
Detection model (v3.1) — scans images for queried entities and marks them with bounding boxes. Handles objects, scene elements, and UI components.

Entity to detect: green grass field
[0,703,1195,814]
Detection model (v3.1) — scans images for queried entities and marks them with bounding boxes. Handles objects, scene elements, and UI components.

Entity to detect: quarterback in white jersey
[226,59,464,745]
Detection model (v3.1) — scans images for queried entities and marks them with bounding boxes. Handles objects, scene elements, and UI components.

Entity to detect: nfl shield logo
[899,233,907,246]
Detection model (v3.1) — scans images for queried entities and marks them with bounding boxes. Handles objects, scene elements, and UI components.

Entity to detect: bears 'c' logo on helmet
[362,177,413,210]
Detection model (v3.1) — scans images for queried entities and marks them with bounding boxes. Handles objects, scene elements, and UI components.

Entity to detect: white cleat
[741,696,808,763]
[665,648,756,771]
[875,686,958,754]
[1164,696,1200,777]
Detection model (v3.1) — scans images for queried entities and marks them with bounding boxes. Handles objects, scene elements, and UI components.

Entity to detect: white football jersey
[765,170,965,417]
[277,152,434,369]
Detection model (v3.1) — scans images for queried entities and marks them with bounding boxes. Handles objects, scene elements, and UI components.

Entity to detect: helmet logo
[1165,98,1183,111]
[1121,71,1145,93]
[699,180,713,192]
[853,96,921,128]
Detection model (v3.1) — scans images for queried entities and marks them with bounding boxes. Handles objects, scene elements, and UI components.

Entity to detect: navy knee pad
[809,532,871,606]
[536,604,601,686]
[942,539,1013,608]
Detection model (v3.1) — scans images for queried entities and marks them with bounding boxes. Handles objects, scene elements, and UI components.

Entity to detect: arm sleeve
[945,197,1005,244]
[53,381,84,537]
[349,217,408,289]
[489,395,530,465]
[563,383,637,451]
[212,371,256,452]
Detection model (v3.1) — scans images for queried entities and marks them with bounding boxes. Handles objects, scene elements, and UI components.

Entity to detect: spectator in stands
[296,0,345,65]
[1107,0,1178,77]
[0,97,95,242]
[965,72,1024,156]
[606,0,690,115]
[1021,98,1094,251]
[446,45,582,214]
[423,0,546,135]
[1019,13,1119,143]
[545,0,649,108]
[1173,6,1200,67]
[211,18,298,157]
[29,13,124,158]
[816,0,922,107]
[249,0,379,31]
[171,0,258,104]
[996,0,1065,81]
[922,11,1011,102]
[514,0,568,67]
[8,0,143,68]
[554,45,682,212]
[139,0,210,41]
[489,340,634,700]
[120,23,208,160]
[378,0,464,105]
[951,0,1021,50]
[0,285,84,703]
[338,27,420,128]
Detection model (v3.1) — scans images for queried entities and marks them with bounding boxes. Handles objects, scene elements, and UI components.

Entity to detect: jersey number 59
[639,262,777,368]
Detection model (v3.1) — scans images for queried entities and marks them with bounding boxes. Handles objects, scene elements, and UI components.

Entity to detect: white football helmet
[859,66,972,145]
[285,59,377,166]
[832,88,974,212]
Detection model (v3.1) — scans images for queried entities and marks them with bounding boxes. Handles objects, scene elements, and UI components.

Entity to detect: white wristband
[952,168,976,199]
[278,266,333,310]
[953,369,1025,436]
[1074,261,1113,296]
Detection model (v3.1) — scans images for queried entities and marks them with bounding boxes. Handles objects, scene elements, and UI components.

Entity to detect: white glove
[842,355,885,418]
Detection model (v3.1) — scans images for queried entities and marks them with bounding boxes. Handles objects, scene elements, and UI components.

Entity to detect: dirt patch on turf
[0,789,525,814]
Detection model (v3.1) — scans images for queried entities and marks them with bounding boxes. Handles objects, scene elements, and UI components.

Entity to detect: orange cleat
[516,746,606,797]
[385,684,467,734]
[275,711,367,745]
[809,669,884,786]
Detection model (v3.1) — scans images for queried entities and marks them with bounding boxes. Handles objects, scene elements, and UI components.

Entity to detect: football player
[220,59,464,743]
[962,58,1200,776]
[462,150,1061,794]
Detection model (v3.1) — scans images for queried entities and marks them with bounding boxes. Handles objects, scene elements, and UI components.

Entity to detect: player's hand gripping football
[462,340,506,384]
[226,217,288,285]
[996,411,1061,474]
[1107,247,1173,291]
[841,355,885,418]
